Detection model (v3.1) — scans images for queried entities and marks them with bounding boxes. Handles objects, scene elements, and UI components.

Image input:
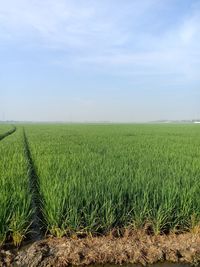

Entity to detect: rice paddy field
[0,123,200,247]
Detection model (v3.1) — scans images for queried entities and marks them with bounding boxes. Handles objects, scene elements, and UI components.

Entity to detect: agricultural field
[1,123,200,247]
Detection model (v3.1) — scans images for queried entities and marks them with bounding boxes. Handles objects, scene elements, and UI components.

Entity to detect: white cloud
[74,3,200,81]
[0,0,162,48]
[0,0,200,81]
[0,0,122,48]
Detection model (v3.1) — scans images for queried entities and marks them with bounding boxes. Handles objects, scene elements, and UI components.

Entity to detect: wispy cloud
[1,0,200,76]
[0,0,126,48]
[0,0,167,48]
[74,2,200,81]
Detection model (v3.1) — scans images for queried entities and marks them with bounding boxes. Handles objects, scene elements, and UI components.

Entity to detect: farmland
[1,123,200,247]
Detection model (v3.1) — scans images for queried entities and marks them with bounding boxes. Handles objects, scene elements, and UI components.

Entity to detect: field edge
[1,230,200,266]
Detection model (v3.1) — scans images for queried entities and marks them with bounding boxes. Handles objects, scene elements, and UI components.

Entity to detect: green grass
[24,124,200,236]
[0,124,15,140]
[0,127,32,246]
[0,125,11,134]
[1,123,200,246]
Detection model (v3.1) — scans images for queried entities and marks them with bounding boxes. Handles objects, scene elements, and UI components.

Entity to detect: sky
[0,0,200,122]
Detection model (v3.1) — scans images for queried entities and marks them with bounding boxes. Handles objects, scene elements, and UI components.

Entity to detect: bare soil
[1,230,200,266]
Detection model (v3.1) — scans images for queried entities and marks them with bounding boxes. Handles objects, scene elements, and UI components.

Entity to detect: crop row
[0,127,32,246]
[0,125,16,141]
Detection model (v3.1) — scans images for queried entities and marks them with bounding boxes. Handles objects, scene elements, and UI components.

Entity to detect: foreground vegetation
[25,124,200,237]
[0,123,200,246]
[0,127,32,246]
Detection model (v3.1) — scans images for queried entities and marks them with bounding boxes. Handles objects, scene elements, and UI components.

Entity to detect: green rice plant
[0,124,16,140]
[0,124,13,133]
[24,123,200,236]
[0,127,32,246]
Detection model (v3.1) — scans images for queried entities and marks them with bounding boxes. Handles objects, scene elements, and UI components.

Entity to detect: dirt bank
[1,231,200,266]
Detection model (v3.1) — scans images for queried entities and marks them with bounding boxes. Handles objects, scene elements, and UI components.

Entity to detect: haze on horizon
[0,0,200,122]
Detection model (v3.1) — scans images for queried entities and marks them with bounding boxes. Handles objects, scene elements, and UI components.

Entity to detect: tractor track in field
[0,126,16,141]
[23,129,45,242]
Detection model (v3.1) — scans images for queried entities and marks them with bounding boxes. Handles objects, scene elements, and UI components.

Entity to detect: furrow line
[0,126,16,141]
[23,128,45,241]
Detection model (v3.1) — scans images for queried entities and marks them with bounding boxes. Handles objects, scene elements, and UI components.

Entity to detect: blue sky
[0,0,200,122]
